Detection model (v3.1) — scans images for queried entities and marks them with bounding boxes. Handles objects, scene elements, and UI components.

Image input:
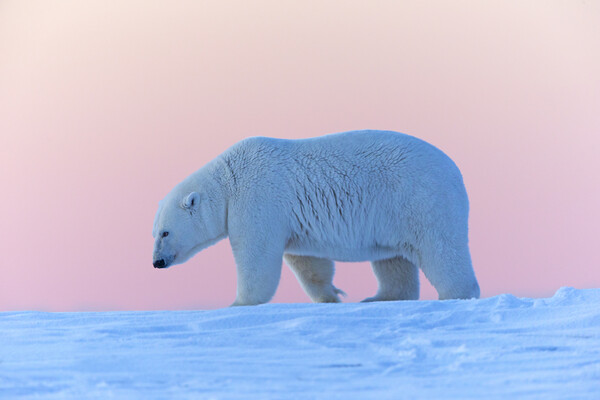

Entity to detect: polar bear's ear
[182,192,201,212]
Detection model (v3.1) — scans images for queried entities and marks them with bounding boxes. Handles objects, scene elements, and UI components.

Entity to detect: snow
[1,288,599,399]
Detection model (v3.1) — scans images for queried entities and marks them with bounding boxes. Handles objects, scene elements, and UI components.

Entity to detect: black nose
[153,259,166,268]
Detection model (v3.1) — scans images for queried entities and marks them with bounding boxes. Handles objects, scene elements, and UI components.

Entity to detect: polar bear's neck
[184,157,232,197]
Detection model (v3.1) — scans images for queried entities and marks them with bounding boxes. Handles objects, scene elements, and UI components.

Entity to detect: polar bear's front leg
[283,254,345,303]
[229,240,285,306]
[362,256,420,302]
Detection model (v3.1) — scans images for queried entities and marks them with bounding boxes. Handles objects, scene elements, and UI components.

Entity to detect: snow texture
[1,287,599,399]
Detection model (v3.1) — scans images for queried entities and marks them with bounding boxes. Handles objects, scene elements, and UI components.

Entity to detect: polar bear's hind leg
[419,242,480,300]
[284,254,344,303]
[362,256,420,302]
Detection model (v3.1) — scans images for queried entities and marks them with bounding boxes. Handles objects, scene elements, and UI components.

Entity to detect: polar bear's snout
[152,251,174,269]
[153,232,176,269]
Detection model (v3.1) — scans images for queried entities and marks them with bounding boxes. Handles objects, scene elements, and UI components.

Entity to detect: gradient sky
[1,1,599,311]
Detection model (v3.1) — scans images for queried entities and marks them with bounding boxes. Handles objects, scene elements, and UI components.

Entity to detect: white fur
[152,130,480,306]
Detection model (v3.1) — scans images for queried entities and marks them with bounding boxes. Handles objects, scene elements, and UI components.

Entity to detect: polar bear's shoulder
[225,136,291,157]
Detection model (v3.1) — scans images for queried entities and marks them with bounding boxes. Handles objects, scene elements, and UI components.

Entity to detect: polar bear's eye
[162,231,169,238]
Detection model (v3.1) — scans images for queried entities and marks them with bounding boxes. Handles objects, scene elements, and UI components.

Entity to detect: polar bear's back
[283,130,466,201]
[224,130,469,262]
[238,130,460,176]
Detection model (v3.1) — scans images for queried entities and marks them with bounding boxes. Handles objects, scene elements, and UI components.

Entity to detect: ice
[1,288,599,399]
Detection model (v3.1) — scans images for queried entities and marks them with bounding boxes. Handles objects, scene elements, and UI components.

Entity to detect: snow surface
[1,287,599,399]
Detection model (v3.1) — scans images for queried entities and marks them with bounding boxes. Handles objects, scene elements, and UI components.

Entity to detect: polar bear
[152,130,480,306]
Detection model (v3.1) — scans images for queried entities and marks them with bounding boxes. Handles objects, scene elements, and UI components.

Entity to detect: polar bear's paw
[311,285,346,303]
[361,294,410,303]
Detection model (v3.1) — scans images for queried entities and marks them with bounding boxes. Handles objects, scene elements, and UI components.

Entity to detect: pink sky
[1,1,599,311]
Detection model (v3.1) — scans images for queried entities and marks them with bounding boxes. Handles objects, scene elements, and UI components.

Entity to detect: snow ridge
[1,288,599,399]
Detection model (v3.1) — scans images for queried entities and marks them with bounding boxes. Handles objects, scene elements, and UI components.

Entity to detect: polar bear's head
[152,184,227,269]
